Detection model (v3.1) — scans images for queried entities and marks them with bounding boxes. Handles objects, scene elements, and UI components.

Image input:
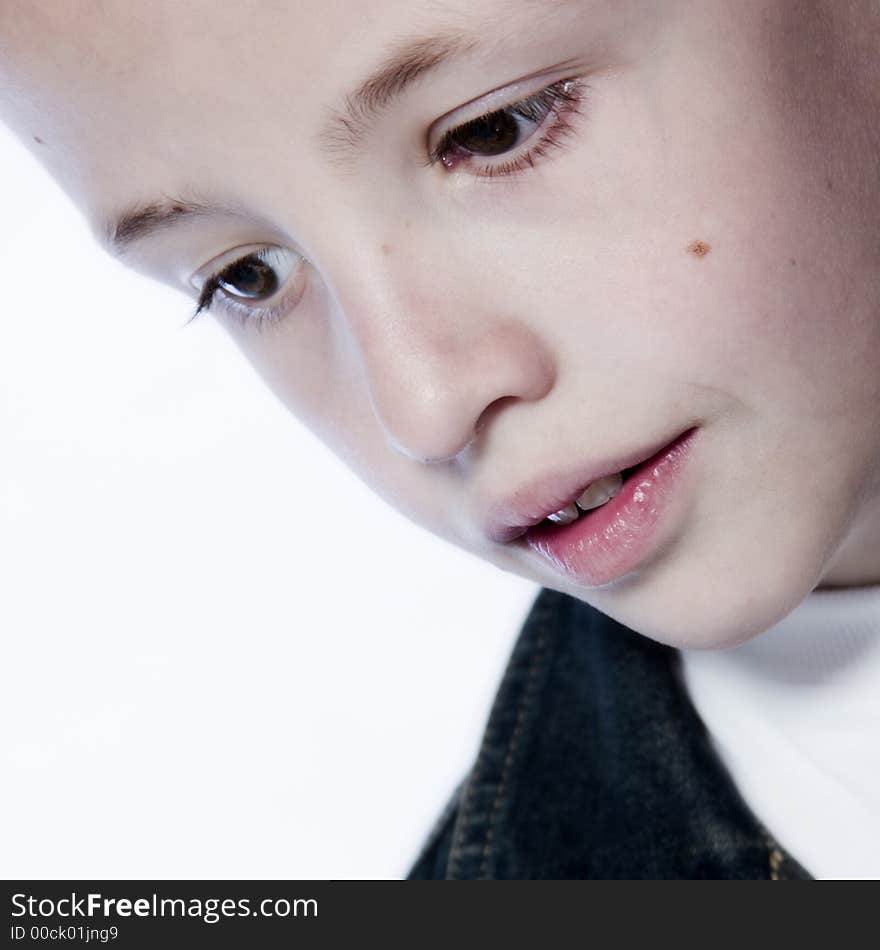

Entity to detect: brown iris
[449,110,520,155]
[219,257,279,299]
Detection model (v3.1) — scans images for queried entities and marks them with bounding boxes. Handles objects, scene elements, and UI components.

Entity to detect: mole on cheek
[381,243,392,256]
[687,239,711,258]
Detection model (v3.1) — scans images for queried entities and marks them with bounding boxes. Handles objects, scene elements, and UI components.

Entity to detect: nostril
[474,394,520,438]
[363,314,555,465]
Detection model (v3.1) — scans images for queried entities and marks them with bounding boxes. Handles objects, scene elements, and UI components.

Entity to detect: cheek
[221,316,457,533]
[543,9,880,423]
[651,198,879,431]
[577,116,878,432]
[225,315,374,463]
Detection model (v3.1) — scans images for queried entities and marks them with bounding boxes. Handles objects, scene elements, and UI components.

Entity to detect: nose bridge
[326,231,557,464]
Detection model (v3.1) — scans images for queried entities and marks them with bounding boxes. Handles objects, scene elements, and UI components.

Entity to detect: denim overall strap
[407,588,812,880]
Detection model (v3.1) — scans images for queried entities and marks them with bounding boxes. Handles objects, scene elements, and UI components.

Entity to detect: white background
[0,123,538,879]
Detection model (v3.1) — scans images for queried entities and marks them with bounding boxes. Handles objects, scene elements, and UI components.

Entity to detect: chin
[558,543,830,652]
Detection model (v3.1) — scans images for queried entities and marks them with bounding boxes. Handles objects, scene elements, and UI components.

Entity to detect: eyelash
[424,75,588,178]
[186,248,297,332]
[187,75,589,329]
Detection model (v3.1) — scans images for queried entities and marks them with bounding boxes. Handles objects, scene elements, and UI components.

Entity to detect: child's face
[3,0,879,647]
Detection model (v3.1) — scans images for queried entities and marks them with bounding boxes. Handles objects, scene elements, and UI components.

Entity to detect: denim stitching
[446,768,479,878]
[758,825,810,880]
[769,846,784,880]
[477,628,548,879]
[446,595,556,879]
[405,776,467,877]
[446,702,497,880]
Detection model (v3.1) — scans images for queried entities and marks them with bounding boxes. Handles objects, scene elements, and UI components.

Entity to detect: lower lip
[523,426,700,588]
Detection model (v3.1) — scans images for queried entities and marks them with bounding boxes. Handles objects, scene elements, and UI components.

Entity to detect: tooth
[576,472,624,511]
[546,503,580,525]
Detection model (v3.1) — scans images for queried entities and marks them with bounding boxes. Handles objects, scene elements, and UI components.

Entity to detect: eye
[426,76,588,179]
[188,245,305,330]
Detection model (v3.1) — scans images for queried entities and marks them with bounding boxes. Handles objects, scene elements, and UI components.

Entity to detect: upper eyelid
[189,245,297,317]
[188,246,306,326]
[425,75,586,178]
[426,65,581,144]
[188,243,304,299]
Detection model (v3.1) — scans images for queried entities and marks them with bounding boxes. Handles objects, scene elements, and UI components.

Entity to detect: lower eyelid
[437,76,589,177]
[215,259,309,329]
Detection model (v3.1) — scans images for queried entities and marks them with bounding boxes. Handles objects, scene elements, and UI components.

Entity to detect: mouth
[518,426,701,588]
[525,429,693,533]
[532,463,643,529]
[485,426,698,544]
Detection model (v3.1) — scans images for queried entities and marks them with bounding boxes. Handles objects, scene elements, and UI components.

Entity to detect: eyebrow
[103,196,234,255]
[103,30,480,254]
[315,31,480,159]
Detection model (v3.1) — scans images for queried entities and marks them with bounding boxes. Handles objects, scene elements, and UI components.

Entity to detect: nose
[334,255,557,464]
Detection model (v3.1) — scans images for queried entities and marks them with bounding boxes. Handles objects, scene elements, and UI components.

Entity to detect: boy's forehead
[0,1,387,160]
[2,0,377,75]
[1,0,580,222]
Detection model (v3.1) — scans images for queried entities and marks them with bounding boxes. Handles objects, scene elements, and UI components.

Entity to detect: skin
[1,0,878,649]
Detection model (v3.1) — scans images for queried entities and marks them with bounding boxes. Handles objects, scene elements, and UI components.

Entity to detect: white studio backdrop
[0,123,538,879]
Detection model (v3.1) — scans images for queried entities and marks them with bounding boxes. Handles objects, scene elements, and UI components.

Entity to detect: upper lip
[482,427,693,544]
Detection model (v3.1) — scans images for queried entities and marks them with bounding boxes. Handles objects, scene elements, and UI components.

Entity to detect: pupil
[452,110,520,155]
[221,258,278,298]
